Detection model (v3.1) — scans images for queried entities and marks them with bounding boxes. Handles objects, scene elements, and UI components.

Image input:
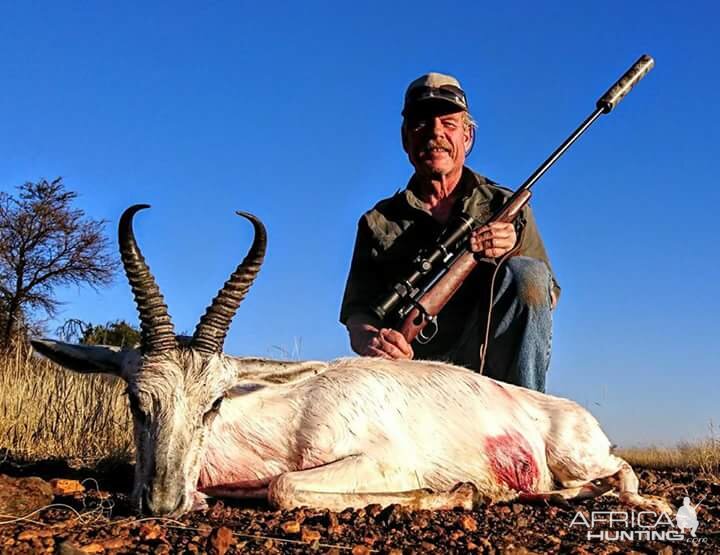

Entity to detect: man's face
[403,106,472,179]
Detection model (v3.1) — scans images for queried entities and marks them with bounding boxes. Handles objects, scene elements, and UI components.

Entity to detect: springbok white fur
[32,206,671,517]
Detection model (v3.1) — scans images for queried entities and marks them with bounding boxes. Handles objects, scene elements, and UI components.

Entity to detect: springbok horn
[119,205,177,354]
[192,212,267,355]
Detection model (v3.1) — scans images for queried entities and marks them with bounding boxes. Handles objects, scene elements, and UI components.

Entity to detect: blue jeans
[444,256,554,392]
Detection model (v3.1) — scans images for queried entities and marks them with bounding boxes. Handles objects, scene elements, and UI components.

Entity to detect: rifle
[371,54,655,345]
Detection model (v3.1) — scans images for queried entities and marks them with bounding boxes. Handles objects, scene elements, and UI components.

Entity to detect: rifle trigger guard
[416,315,438,345]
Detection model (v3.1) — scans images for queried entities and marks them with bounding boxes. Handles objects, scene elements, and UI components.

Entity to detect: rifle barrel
[518,108,603,194]
[520,54,655,193]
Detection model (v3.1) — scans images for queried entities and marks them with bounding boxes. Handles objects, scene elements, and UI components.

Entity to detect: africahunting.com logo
[570,496,707,544]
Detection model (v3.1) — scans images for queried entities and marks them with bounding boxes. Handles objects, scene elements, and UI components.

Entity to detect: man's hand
[469,222,517,258]
[346,315,414,360]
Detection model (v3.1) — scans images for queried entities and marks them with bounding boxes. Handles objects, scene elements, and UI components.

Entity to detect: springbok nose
[144,489,185,516]
[142,489,154,512]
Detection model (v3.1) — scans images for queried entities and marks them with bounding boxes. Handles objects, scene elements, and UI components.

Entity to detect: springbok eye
[211,397,224,411]
[203,396,224,425]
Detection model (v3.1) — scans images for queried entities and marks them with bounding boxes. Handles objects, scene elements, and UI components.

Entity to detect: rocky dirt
[0,459,718,554]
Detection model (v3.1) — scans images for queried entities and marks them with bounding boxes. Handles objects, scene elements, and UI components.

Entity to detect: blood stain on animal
[484,432,539,492]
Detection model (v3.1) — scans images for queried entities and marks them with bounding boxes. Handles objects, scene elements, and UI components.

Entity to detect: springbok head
[32,205,266,516]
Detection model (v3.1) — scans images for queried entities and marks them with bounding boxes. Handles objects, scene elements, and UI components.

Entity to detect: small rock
[208,500,225,518]
[411,514,429,529]
[196,523,213,537]
[281,520,301,534]
[78,543,105,554]
[17,528,54,540]
[339,508,354,522]
[207,526,233,555]
[512,503,523,513]
[139,522,165,541]
[505,547,539,555]
[50,478,86,496]
[326,511,339,528]
[58,542,92,555]
[378,503,410,525]
[459,514,478,532]
[351,546,370,555]
[100,537,127,550]
[0,474,54,517]
[362,533,379,545]
[328,524,345,536]
[51,519,75,531]
[301,526,321,542]
[449,529,465,541]
[478,538,493,549]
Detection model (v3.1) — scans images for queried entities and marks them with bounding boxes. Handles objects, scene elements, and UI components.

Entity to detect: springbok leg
[600,456,674,514]
[268,454,476,511]
[543,419,673,514]
[518,481,614,504]
[539,452,673,513]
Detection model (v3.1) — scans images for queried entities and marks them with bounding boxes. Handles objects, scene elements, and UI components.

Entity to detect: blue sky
[1,1,717,446]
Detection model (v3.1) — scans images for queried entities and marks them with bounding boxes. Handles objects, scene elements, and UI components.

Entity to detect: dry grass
[0,342,133,464]
[616,431,720,480]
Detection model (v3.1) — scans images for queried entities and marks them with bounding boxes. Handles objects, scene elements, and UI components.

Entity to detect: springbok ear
[31,339,135,377]
[230,358,327,386]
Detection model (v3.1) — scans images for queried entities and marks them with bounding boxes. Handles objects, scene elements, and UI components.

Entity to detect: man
[340,72,559,392]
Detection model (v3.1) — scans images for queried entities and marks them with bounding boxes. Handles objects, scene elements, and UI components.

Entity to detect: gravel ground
[0,460,718,554]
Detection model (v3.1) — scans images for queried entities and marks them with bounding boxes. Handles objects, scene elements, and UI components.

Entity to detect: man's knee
[505,256,552,309]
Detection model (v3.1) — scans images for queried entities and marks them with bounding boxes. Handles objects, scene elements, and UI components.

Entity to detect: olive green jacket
[340,168,560,336]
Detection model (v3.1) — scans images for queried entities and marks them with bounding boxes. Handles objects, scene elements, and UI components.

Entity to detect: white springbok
[32,205,671,517]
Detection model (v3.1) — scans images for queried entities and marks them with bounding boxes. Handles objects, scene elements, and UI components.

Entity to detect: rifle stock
[398,250,478,343]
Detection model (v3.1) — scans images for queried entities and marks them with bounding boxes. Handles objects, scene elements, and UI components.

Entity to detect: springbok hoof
[450,482,478,510]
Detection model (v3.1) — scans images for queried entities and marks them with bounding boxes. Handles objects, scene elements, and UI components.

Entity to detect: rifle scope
[371,214,475,321]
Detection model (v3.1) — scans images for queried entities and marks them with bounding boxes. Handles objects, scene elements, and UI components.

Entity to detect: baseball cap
[402,72,468,117]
